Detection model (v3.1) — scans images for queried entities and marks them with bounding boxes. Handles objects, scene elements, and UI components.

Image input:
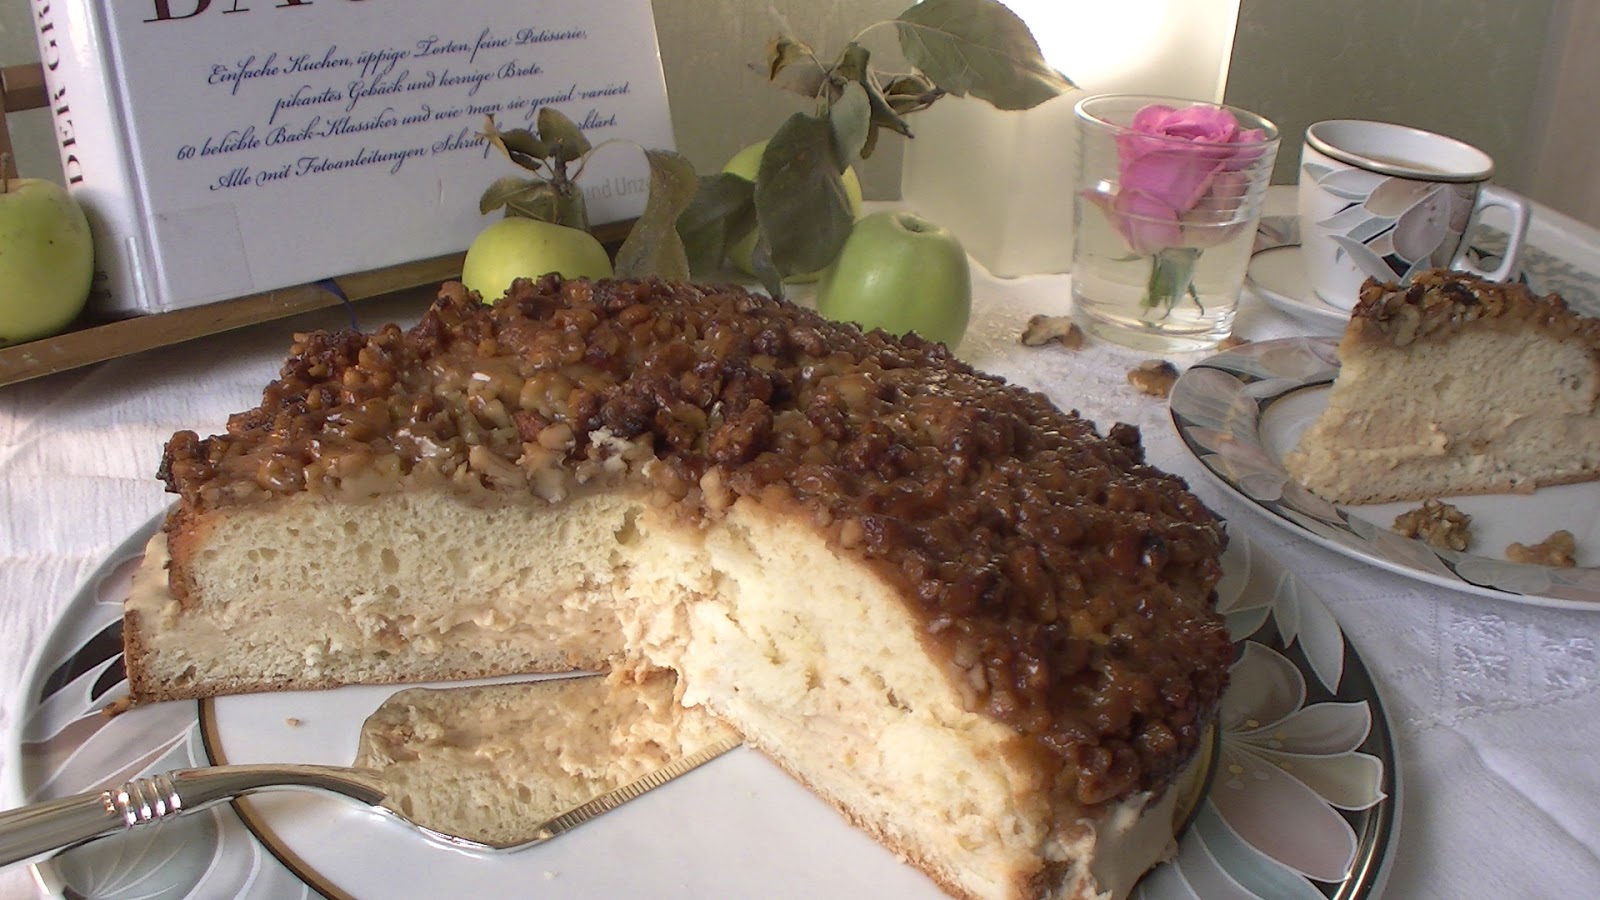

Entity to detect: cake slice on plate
[1284,269,1600,504]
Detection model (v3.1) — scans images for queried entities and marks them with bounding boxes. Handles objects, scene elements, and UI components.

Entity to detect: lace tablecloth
[4,192,1599,898]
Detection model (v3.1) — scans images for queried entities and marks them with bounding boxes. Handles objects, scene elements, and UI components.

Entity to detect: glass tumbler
[1070,93,1279,353]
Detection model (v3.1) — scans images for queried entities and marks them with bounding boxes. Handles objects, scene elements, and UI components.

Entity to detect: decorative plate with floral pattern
[1171,337,1600,609]
[7,516,1397,899]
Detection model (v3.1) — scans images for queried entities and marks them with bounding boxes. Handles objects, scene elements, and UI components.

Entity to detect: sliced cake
[128,276,1233,899]
[1285,269,1600,504]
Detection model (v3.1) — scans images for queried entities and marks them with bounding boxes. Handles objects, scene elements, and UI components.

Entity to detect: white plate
[1170,337,1600,609]
[1246,244,1352,334]
[9,515,1398,899]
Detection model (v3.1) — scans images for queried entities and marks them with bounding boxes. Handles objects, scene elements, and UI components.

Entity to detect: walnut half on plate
[1506,530,1578,567]
[1392,499,1472,552]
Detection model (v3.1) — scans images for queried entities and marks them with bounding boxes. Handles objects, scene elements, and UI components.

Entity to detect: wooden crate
[0,62,629,387]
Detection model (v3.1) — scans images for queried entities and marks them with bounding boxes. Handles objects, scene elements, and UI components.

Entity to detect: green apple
[0,176,94,346]
[723,140,864,282]
[461,216,613,302]
[815,211,972,349]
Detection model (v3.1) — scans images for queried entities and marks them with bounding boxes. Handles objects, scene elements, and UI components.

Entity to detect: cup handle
[1450,184,1529,282]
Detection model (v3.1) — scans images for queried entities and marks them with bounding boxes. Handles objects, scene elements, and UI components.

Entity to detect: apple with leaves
[722,140,863,282]
[467,0,1071,300]
[665,0,1072,298]
[469,108,695,298]
[0,168,94,346]
[816,210,970,348]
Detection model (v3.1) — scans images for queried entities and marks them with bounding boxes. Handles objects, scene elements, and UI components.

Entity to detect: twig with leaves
[674,0,1071,297]
[476,0,1069,298]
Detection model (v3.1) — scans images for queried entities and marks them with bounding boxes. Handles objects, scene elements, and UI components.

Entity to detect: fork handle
[0,772,188,868]
[0,765,386,869]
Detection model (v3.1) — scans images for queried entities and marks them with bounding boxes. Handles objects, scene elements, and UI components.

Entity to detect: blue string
[315,278,360,330]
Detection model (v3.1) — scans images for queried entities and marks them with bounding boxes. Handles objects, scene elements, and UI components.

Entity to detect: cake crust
[1346,267,1600,349]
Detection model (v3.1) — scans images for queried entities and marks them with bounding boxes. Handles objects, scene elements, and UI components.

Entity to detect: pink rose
[1094,104,1268,253]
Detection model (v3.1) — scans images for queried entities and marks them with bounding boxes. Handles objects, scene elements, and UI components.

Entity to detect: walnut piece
[1393,499,1472,551]
[1216,334,1249,351]
[1127,360,1179,398]
[1353,269,1600,348]
[1019,314,1084,349]
[1506,530,1577,567]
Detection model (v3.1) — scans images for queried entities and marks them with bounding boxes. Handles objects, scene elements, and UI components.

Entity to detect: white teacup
[1297,119,1529,309]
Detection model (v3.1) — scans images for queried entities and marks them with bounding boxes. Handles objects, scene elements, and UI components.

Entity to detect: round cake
[130,275,1232,900]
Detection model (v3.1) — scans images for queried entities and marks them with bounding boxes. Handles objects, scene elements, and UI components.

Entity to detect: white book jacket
[30,0,674,315]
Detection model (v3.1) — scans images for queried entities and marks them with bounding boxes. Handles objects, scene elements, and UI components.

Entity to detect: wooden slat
[1,63,49,112]
[0,285,363,386]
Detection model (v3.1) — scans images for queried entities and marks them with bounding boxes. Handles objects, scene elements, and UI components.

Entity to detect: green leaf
[677,173,756,275]
[615,149,697,280]
[481,116,543,173]
[894,0,1073,110]
[882,73,945,117]
[833,41,872,83]
[765,35,828,99]
[537,107,593,162]
[497,126,549,160]
[767,35,817,80]
[552,183,590,231]
[749,236,785,299]
[830,81,872,163]
[504,182,560,222]
[479,175,544,215]
[755,112,855,278]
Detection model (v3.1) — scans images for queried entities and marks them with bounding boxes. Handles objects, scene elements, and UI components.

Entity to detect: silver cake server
[0,736,741,869]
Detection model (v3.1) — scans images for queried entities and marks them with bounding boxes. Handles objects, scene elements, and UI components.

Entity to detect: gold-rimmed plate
[8,515,1398,898]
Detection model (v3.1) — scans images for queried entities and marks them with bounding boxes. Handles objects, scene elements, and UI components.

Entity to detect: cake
[128,276,1232,900]
[353,673,737,847]
[1284,269,1600,504]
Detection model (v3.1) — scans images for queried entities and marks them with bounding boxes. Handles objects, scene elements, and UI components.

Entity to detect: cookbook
[29,0,674,316]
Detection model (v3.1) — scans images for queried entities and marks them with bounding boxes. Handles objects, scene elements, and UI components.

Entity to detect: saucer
[1244,244,1352,333]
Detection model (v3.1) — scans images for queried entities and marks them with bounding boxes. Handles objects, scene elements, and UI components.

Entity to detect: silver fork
[0,736,741,869]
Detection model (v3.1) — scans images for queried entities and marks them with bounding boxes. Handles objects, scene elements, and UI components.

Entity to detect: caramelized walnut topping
[158,275,1230,809]
[1020,314,1085,350]
[1506,530,1577,567]
[1393,499,1472,551]
[1352,269,1600,348]
[1127,360,1180,398]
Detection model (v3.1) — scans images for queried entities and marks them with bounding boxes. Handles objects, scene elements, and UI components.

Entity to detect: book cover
[30,0,675,316]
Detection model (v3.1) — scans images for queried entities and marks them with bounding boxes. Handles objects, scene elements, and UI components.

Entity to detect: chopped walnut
[1393,499,1472,551]
[1216,334,1250,351]
[1506,530,1577,567]
[285,717,303,727]
[1020,314,1084,349]
[1127,360,1179,398]
[1354,269,1600,348]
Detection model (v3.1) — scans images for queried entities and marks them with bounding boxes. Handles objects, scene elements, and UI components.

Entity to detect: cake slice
[1284,269,1600,504]
[129,276,1233,899]
[353,673,736,847]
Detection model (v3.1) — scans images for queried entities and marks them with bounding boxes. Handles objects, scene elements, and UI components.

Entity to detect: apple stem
[0,153,10,194]
[895,212,930,234]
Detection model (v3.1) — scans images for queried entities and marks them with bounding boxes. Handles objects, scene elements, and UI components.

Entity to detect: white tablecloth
[4,192,1600,898]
